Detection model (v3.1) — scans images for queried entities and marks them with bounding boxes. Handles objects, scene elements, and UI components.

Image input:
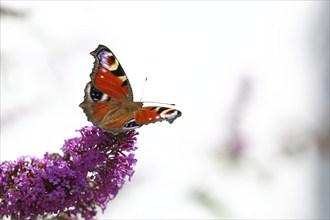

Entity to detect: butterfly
[80,45,182,135]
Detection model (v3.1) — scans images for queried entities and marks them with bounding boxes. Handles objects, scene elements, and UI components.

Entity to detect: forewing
[135,106,182,125]
[90,44,133,101]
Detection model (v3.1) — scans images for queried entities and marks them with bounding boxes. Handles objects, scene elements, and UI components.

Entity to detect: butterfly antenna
[139,77,148,102]
[143,101,176,106]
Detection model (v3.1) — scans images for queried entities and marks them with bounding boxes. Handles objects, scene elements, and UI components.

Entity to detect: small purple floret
[0,126,138,220]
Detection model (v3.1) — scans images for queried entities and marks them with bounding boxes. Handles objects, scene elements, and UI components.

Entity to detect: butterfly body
[80,45,181,134]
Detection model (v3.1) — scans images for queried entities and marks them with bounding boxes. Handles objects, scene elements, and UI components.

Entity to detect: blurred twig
[220,76,253,163]
[0,6,26,18]
[190,188,227,218]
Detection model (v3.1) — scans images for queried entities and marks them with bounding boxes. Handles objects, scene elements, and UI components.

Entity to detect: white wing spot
[100,93,109,101]
[160,110,178,120]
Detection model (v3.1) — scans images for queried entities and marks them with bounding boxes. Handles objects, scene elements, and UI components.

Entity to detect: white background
[1,1,329,219]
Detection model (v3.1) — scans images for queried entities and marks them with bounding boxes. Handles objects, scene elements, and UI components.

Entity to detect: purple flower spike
[0,126,138,220]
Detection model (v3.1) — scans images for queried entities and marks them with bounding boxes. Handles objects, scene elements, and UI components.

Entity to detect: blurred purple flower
[0,126,138,220]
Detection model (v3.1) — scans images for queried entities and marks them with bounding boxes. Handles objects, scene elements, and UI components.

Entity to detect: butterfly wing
[134,106,182,126]
[80,45,135,134]
[90,44,133,101]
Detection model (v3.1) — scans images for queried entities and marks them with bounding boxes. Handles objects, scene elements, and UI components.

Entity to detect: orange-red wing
[90,45,133,102]
[135,106,182,125]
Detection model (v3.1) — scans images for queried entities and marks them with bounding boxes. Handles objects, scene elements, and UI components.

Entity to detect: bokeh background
[1,1,329,219]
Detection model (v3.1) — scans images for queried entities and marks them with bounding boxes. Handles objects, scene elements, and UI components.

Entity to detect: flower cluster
[0,126,138,219]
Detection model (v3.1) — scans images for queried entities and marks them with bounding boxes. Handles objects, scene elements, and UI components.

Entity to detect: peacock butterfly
[80,45,181,134]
